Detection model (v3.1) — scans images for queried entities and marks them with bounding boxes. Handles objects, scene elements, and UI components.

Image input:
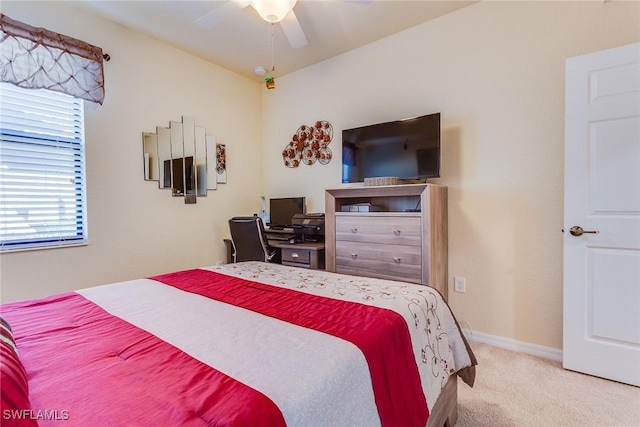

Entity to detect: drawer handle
[351,253,358,259]
[393,257,401,263]
[393,229,401,235]
[291,252,299,258]
[351,227,358,233]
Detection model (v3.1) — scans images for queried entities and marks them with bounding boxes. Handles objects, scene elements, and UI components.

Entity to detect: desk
[269,240,325,270]
[223,238,325,270]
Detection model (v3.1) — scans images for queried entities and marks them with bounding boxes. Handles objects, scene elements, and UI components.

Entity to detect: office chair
[228,217,281,263]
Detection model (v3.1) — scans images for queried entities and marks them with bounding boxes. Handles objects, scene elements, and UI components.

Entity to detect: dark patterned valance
[0,14,105,104]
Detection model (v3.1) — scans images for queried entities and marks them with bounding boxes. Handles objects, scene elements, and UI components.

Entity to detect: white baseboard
[462,329,563,362]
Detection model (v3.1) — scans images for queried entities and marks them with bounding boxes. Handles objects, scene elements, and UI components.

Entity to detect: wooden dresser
[325,184,448,300]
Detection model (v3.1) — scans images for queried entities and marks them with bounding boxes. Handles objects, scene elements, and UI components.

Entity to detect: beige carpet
[456,342,640,427]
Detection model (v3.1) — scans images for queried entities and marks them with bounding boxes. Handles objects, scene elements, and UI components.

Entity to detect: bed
[1,262,476,426]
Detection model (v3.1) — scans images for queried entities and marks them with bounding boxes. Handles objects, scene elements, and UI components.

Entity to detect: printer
[291,213,325,242]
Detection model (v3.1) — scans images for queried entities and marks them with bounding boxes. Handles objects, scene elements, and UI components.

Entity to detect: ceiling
[70,0,476,82]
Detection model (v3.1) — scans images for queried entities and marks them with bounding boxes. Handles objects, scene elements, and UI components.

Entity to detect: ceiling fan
[195,0,372,49]
[195,0,308,49]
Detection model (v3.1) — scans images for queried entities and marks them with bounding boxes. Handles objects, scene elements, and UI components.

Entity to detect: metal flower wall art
[282,121,333,168]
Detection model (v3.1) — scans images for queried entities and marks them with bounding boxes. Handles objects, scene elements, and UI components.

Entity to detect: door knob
[569,226,599,236]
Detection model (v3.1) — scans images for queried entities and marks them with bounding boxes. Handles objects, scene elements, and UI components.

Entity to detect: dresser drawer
[335,215,421,246]
[281,247,311,264]
[335,241,422,282]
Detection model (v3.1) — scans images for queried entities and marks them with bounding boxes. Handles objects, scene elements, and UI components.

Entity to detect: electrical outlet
[454,277,466,293]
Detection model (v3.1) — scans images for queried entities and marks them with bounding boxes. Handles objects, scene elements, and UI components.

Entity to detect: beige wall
[0,2,263,302]
[261,1,640,349]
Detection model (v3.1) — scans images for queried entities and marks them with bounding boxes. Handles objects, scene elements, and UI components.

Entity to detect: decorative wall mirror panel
[143,116,222,204]
[142,133,158,180]
[157,126,171,190]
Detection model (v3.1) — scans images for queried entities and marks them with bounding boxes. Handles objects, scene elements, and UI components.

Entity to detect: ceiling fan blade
[280,9,308,49]
[195,0,248,28]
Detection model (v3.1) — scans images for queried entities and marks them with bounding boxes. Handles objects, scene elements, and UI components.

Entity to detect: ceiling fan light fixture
[250,0,297,23]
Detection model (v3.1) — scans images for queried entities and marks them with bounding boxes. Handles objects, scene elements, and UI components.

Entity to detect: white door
[564,42,640,387]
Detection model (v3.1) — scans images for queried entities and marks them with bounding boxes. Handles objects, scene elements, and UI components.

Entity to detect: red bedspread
[2,268,429,426]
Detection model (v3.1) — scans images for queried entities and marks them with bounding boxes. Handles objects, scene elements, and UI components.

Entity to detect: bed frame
[426,374,458,427]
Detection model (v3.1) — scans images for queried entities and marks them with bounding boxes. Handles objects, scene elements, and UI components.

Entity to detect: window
[0,83,87,252]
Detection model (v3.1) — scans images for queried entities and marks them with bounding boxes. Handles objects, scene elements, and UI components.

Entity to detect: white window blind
[0,82,87,252]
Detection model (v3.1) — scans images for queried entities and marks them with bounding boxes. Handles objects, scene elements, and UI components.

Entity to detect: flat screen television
[163,156,194,195]
[269,197,305,228]
[341,112,440,183]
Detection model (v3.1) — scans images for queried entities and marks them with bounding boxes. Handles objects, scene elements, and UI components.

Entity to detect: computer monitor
[269,197,305,228]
